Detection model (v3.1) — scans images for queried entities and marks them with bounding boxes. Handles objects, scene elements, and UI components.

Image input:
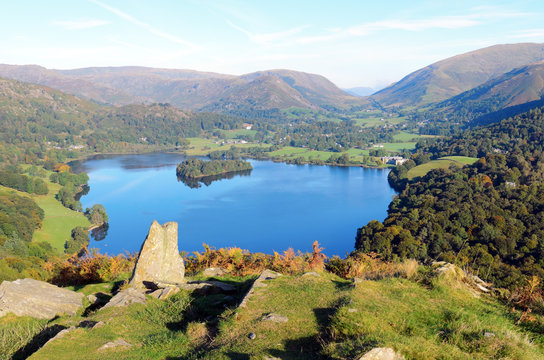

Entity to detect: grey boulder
[0,278,84,319]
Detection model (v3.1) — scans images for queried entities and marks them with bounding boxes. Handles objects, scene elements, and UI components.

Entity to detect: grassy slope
[32,181,90,251]
[407,156,478,180]
[14,271,543,360]
[0,175,90,252]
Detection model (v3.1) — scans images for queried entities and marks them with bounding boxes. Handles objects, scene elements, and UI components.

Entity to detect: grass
[381,142,417,152]
[323,278,543,359]
[31,180,90,251]
[218,129,257,139]
[183,137,269,156]
[0,179,90,252]
[407,157,478,180]
[4,267,543,359]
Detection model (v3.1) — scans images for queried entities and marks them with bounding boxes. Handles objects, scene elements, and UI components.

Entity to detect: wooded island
[176,158,253,179]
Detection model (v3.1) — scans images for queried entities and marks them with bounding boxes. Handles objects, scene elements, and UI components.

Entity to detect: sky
[1,0,543,88]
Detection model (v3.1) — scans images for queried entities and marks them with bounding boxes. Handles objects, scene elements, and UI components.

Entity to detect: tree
[85,204,109,226]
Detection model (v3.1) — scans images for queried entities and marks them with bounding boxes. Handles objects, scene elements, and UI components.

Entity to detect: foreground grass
[16,269,542,360]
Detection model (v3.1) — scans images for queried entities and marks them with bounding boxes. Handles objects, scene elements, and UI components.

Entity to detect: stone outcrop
[261,313,289,323]
[239,270,281,308]
[103,288,146,308]
[0,278,84,319]
[203,267,228,277]
[98,339,133,351]
[432,262,492,296]
[357,348,405,360]
[129,221,185,288]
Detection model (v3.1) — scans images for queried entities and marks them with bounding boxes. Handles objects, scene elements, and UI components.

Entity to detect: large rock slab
[0,278,84,319]
[129,220,185,288]
[357,348,405,360]
[102,288,146,309]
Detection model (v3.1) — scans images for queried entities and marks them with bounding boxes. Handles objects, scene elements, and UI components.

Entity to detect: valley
[2,13,544,356]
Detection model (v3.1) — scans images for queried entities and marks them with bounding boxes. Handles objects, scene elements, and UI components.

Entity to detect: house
[242,123,253,130]
[381,156,409,165]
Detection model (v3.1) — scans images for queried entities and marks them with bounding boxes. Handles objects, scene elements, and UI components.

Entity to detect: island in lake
[176,158,253,180]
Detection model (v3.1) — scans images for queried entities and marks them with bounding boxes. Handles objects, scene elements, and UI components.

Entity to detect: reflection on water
[177,169,253,189]
[90,223,109,241]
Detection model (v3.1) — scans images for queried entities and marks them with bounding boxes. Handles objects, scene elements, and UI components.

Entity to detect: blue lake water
[74,153,396,257]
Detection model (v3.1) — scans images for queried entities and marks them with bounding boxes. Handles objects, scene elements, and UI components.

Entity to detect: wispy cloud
[226,21,309,44]
[508,29,544,40]
[297,10,532,45]
[53,19,110,30]
[89,0,201,50]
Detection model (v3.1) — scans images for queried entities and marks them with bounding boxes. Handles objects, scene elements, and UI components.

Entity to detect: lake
[73,153,396,257]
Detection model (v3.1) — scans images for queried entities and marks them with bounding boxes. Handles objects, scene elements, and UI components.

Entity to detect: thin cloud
[296,10,531,45]
[53,19,110,30]
[89,0,200,49]
[227,20,309,44]
[508,29,544,40]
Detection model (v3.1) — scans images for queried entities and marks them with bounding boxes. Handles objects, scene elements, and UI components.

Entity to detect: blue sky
[1,0,543,88]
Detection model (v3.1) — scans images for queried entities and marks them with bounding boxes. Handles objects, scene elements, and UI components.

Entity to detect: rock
[302,271,320,277]
[263,357,281,360]
[78,320,104,329]
[239,270,281,308]
[357,347,405,360]
[102,288,146,309]
[42,326,75,348]
[484,332,496,337]
[149,286,180,300]
[203,267,228,277]
[98,339,132,351]
[178,280,235,295]
[248,332,256,340]
[433,262,492,296]
[0,278,84,319]
[261,313,289,323]
[87,294,97,304]
[129,221,185,289]
[348,308,359,313]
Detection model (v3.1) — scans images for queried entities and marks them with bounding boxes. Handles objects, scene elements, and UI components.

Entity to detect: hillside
[435,61,544,122]
[372,43,544,107]
[0,76,245,159]
[0,65,358,112]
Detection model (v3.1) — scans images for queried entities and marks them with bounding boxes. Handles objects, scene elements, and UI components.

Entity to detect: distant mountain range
[372,43,544,108]
[0,65,358,112]
[4,42,544,125]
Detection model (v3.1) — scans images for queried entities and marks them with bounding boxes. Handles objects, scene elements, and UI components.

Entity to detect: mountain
[0,76,244,154]
[428,61,544,125]
[344,87,376,97]
[0,65,357,112]
[371,43,544,107]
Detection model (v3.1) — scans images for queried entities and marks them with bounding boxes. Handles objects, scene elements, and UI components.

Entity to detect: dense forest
[357,107,544,288]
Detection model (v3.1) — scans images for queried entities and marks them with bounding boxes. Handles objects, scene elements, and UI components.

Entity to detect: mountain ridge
[371,42,544,108]
[0,65,358,112]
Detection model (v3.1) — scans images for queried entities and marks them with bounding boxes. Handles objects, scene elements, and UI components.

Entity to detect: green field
[218,129,257,139]
[0,176,90,252]
[269,146,370,163]
[183,138,269,156]
[407,156,478,180]
[32,181,90,251]
[382,142,417,152]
